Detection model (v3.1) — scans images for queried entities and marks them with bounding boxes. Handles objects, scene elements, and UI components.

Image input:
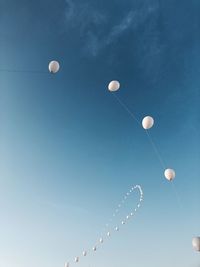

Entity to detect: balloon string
[111,92,141,126]
[111,92,166,170]
[144,130,166,169]
[171,181,183,210]
[0,69,49,74]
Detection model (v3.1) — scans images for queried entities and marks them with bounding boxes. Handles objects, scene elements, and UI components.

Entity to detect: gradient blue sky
[0,0,200,267]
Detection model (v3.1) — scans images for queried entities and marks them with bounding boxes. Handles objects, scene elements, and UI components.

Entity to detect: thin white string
[0,69,49,74]
[111,92,141,126]
[111,92,166,169]
[171,181,183,210]
[144,130,166,169]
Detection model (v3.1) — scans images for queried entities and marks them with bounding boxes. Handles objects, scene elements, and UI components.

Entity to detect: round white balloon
[164,168,176,181]
[108,80,120,92]
[49,60,60,73]
[99,238,103,243]
[142,116,154,129]
[192,237,200,252]
[82,251,87,256]
[74,257,79,263]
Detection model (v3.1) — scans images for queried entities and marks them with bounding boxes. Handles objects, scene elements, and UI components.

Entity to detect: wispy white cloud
[106,11,136,45]
[64,0,161,57]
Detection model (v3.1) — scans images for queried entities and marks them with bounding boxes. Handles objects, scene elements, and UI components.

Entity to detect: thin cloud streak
[64,0,160,57]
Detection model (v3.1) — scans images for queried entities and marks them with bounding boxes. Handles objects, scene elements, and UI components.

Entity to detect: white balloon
[107,231,110,237]
[99,238,103,243]
[115,226,119,231]
[108,80,120,92]
[82,251,87,256]
[192,237,200,251]
[65,263,69,267]
[93,246,97,251]
[48,60,60,73]
[122,221,125,225]
[164,168,176,181]
[74,257,79,263]
[142,116,154,129]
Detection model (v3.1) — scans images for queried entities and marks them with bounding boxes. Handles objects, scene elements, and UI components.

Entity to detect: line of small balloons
[64,185,143,267]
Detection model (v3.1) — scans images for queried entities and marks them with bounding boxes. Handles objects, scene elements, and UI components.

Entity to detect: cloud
[105,11,136,46]
[64,0,161,58]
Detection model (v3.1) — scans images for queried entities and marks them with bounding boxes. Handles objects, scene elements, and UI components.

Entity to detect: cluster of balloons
[65,185,143,266]
[46,62,198,258]
[108,80,176,182]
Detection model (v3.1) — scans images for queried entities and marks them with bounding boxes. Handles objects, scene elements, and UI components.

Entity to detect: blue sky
[0,0,200,267]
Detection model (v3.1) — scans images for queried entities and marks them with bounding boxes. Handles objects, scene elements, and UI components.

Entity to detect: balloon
[74,257,79,263]
[192,237,200,252]
[99,238,103,243]
[48,60,60,73]
[82,251,87,256]
[164,168,176,181]
[108,80,120,92]
[142,116,154,129]
[64,185,143,267]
